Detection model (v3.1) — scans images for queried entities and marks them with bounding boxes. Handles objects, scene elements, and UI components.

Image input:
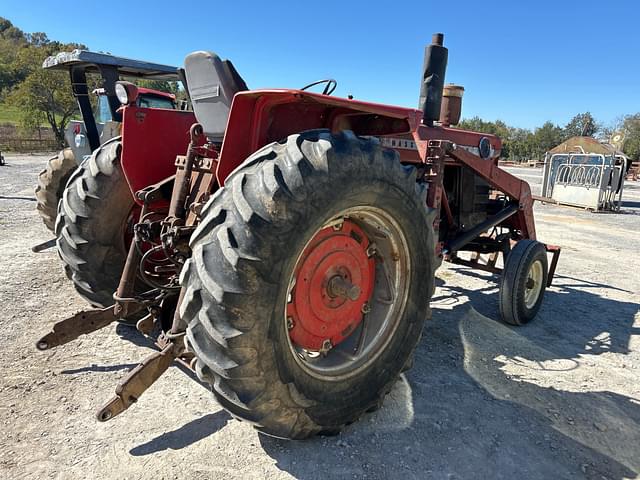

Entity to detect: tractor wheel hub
[287,220,375,351]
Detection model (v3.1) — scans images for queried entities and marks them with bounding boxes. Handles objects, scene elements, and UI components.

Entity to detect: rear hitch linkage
[34,125,208,422]
[96,340,183,422]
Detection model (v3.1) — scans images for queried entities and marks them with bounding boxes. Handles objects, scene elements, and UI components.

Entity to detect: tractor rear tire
[56,137,135,308]
[180,130,436,439]
[35,148,76,231]
[499,239,548,326]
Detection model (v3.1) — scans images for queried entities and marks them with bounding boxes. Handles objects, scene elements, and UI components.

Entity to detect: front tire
[180,130,437,438]
[499,239,548,325]
[35,148,76,231]
[56,137,136,307]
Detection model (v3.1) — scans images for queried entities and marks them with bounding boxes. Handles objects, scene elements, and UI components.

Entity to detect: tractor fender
[120,106,196,204]
[216,89,423,185]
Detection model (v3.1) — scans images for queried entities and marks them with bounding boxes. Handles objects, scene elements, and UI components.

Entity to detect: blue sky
[2,0,638,130]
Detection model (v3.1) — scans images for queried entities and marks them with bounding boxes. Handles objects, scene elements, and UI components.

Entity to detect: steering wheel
[300,79,337,95]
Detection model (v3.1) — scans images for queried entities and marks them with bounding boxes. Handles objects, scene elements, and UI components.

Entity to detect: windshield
[96,95,112,123]
[137,94,175,110]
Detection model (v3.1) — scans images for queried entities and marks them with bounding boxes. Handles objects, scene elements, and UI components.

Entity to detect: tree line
[1,16,639,159]
[458,113,640,162]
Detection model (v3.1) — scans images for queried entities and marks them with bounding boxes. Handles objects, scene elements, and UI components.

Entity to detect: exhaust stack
[419,33,449,126]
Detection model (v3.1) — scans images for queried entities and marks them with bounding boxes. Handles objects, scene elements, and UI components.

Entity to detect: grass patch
[0,104,23,125]
[0,103,69,127]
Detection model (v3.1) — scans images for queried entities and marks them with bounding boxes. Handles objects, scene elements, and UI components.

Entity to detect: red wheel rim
[285,207,411,380]
[287,220,375,351]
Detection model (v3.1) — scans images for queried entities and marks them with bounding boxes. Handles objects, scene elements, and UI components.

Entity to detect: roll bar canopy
[43,50,180,151]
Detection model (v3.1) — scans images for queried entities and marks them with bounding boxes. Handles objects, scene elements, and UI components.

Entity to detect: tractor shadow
[62,323,232,455]
[56,322,205,387]
[103,323,233,454]
[129,410,231,456]
[59,323,210,391]
[259,269,640,479]
[61,363,138,374]
[112,322,211,391]
[444,268,640,358]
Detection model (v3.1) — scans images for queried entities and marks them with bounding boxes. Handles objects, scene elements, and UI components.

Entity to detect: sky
[1,0,638,130]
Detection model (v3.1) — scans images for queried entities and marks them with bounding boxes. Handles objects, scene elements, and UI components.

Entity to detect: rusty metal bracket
[35,305,136,350]
[96,341,180,422]
[418,140,451,256]
[449,254,503,275]
[135,174,176,205]
[168,124,204,222]
[545,244,561,287]
[136,312,156,336]
[31,238,56,253]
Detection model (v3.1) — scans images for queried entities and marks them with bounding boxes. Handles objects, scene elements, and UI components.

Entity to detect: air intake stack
[439,84,464,127]
[419,33,449,126]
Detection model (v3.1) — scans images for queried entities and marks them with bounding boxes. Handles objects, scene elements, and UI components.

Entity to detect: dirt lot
[1,154,639,480]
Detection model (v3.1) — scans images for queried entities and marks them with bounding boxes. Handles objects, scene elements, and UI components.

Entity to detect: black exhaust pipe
[419,33,448,126]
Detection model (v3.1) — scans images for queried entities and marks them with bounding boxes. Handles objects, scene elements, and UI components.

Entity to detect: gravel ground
[0,155,638,480]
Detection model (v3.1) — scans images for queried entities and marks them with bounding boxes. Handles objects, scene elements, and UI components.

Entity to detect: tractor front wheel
[56,137,135,308]
[181,130,436,438]
[499,239,548,325]
[35,148,76,231]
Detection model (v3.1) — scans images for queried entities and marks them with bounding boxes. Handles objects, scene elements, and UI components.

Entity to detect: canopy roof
[43,50,178,80]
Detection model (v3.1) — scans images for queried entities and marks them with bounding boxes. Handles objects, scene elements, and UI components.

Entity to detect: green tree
[563,112,598,138]
[26,31,50,47]
[137,79,179,95]
[506,127,535,162]
[0,17,28,95]
[1,17,87,145]
[137,79,188,102]
[7,43,79,146]
[620,114,640,160]
[0,17,25,41]
[458,117,525,160]
[458,116,508,138]
[533,121,564,157]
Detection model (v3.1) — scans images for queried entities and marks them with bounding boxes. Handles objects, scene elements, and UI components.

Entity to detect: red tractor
[35,50,180,233]
[37,34,560,439]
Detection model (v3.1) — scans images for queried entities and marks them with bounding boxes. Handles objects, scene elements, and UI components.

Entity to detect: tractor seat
[184,51,248,143]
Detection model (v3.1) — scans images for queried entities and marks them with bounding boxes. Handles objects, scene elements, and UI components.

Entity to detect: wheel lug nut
[361,302,371,314]
[320,339,333,355]
[286,317,294,330]
[366,243,377,258]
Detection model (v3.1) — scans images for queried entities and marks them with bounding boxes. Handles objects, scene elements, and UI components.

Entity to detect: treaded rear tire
[35,148,76,231]
[56,137,135,307]
[180,130,437,439]
[499,239,548,325]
